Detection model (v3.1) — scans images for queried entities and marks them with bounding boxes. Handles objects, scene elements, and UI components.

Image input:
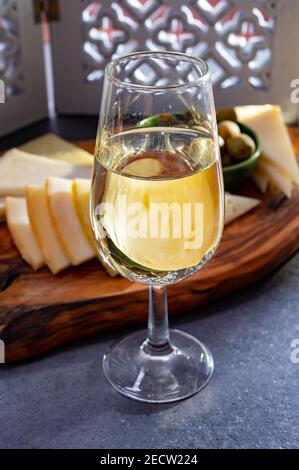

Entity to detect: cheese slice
[47,177,95,265]
[256,159,292,198]
[20,133,93,167]
[0,197,5,221]
[225,193,260,225]
[72,179,117,277]
[26,186,71,274]
[72,179,95,249]
[235,105,299,184]
[251,167,269,193]
[0,149,91,197]
[5,197,45,270]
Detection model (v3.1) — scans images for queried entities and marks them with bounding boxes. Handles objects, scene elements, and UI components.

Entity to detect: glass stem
[146,285,172,354]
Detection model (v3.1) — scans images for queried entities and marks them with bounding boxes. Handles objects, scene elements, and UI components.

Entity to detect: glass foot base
[103,329,214,404]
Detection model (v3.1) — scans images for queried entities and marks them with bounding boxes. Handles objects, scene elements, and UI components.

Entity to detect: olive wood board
[1,129,299,363]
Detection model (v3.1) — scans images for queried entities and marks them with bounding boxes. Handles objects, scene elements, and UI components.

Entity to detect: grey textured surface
[1,252,299,449]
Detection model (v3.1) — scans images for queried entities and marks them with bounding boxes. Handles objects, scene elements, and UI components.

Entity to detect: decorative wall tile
[0,0,23,97]
[81,0,277,90]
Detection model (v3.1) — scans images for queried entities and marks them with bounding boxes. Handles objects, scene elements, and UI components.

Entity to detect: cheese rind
[0,197,5,221]
[0,149,91,197]
[251,167,269,193]
[225,193,260,225]
[72,179,95,250]
[26,186,71,274]
[72,179,118,277]
[47,177,95,265]
[20,134,93,167]
[5,197,45,270]
[235,105,299,184]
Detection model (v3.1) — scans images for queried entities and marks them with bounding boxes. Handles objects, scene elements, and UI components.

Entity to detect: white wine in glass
[91,52,224,403]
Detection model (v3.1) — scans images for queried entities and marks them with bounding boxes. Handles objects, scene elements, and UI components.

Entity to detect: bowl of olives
[137,108,260,191]
[217,108,261,191]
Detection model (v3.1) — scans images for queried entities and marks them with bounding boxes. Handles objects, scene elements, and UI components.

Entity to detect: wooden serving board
[1,130,299,363]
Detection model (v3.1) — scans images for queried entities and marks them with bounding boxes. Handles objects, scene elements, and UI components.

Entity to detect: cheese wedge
[72,179,117,277]
[235,105,299,184]
[235,105,273,122]
[225,193,260,225]
[26,186,71,274]
[0,197,5,221]
[256,159,292,198]
[5,197,45,270]
[251,167,269,193]
[20,133,93,167]
[0,149,91,197]
[47,177,95,265]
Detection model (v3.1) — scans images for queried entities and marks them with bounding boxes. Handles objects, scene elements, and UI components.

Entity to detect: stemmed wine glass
[91,51,224,403]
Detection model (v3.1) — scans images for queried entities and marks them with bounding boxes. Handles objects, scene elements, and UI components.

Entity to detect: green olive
[218,120,241,140]
[221,153,233,167]
[216,108,238,123]
[226,134,256,161]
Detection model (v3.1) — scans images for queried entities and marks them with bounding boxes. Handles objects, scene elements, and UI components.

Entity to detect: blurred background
[0,0,298,143]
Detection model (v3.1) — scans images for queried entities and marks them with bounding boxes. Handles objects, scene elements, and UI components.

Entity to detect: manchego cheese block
[26,186,71,274]
[235,105,299,185]
[19,133,93,167]
[225,193,260,225]
[5,197,45,270]
[0,149,91,197]
[47,177,95,265]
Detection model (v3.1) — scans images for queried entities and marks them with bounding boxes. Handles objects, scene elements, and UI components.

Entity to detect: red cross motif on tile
[158,19,193,50]
[230,21,264,51]
[90,17,125,49]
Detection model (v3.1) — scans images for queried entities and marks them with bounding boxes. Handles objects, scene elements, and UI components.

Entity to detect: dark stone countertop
[0,118,299,449]
[1,251,299,449]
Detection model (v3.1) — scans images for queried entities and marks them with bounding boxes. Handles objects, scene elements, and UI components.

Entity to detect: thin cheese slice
[0,149,91,197]
[72,179,117,277]
[256,159,292,198]
[5,197,44,270]
[47,177,95,265]
[26,186,71,274]
[72,179,95,249]
[20,133,93,167]
[235,105,299,184]
[0,197,5,221]
[225,193,260,225]
[251,166,269,193]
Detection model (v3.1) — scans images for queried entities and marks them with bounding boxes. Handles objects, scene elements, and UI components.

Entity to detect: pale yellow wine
[91,127,223,283]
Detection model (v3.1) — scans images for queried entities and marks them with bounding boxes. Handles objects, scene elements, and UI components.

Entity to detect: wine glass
[91,51,224,403]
